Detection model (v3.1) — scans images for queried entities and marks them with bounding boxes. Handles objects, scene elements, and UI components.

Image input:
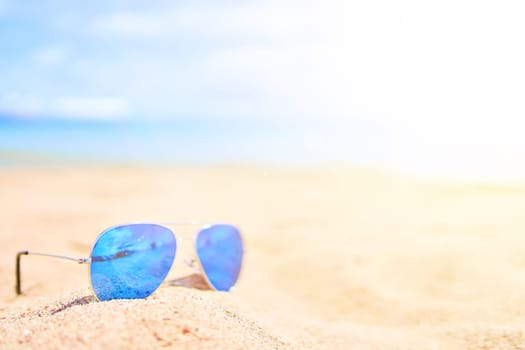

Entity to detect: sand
[1,166,525,349]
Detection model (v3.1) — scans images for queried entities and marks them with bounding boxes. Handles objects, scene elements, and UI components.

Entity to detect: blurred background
[3,4,525,347]
[1,0,525,182]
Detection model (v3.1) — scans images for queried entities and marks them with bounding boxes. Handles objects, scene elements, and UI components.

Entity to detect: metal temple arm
[15,251,91,295]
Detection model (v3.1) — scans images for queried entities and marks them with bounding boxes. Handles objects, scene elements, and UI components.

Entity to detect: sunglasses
[15,223,244,301]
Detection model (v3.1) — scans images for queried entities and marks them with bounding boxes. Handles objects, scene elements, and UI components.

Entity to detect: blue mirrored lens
[196,224,243,291]
[90,224,176,301]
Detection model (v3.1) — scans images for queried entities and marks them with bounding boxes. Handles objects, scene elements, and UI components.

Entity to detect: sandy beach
[1,166,525,349]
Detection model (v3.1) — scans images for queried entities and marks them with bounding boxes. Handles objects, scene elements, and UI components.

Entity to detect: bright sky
[1,0,524,181]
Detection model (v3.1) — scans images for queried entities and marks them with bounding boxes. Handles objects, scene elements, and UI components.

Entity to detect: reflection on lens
[90,223,176,300]
[196,224,243,291]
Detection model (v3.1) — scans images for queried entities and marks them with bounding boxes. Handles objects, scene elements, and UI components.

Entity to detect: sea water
[0,117,353,167]
[1,116,524,182]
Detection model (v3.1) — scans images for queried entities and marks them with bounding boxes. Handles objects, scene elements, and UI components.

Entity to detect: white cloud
[0,93,44,117]
[32,46,68,66]
[92,12,175,38]
[0,93,130,120]
[52,97,130,119]
[90,2,321,41]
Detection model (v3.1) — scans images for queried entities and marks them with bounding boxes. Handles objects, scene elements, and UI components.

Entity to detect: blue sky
[1,1,525,181]
[1,0,347,120]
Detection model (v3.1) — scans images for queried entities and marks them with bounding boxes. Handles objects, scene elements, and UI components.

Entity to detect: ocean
[0,117,352,167]
[1,116,524,182]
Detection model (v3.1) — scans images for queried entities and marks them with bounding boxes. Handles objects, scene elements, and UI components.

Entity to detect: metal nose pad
[184,258,199,272]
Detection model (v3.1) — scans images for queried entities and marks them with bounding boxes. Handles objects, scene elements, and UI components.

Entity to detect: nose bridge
[156,223,211,281]
[179,236,198,270]
[171,229,200,277]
